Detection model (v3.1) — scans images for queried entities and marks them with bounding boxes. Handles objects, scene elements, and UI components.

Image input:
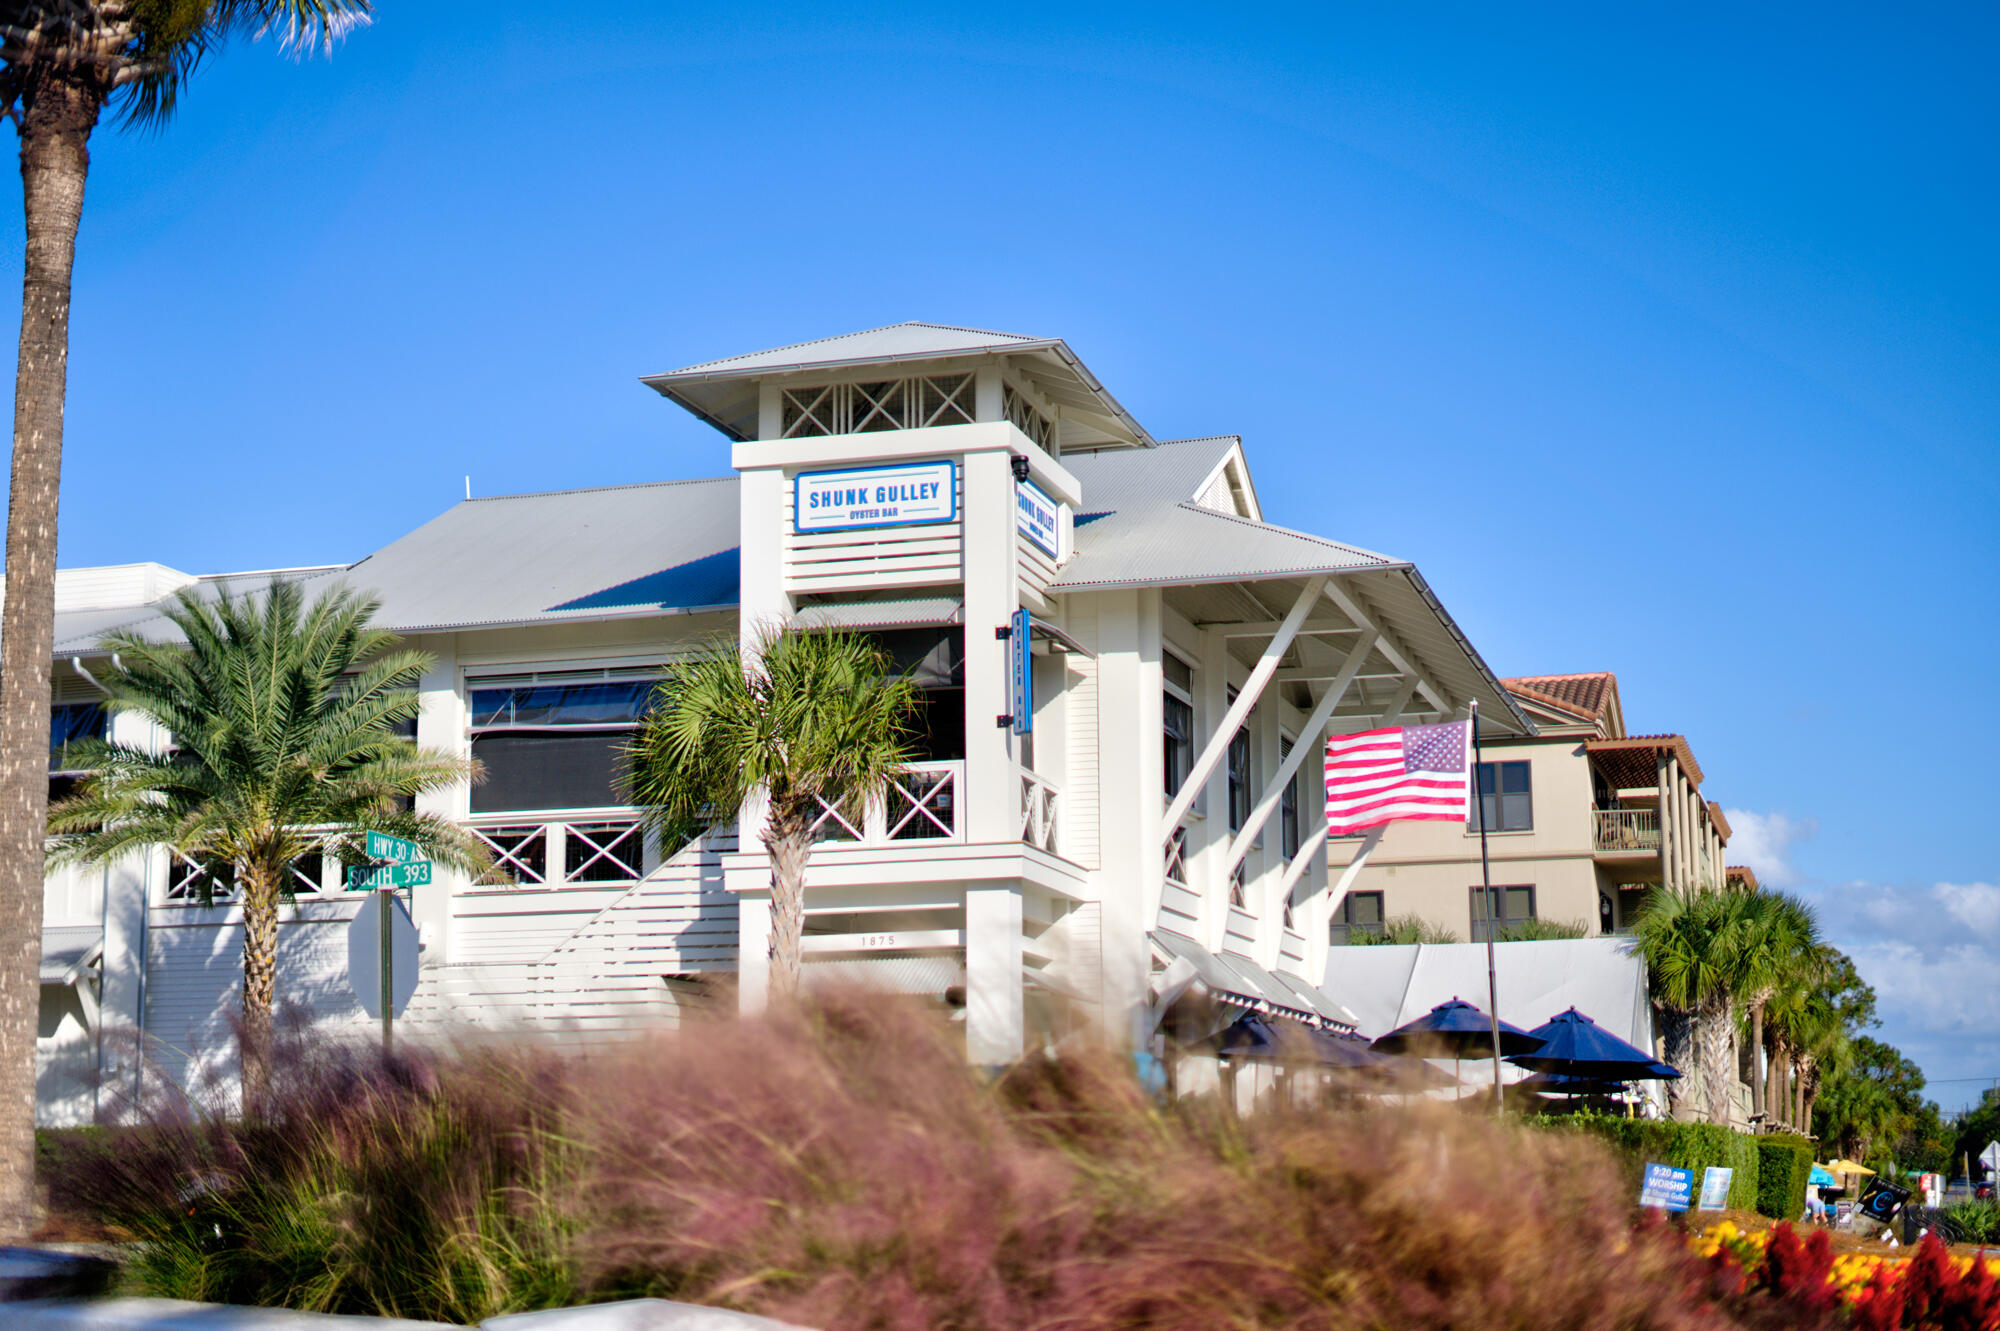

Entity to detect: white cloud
[1723,808,1817,888]
[1936,881,2000,940]
[1804,877,2000,1113]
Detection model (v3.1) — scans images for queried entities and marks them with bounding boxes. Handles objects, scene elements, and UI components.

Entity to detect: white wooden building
[36,322,1534,1121]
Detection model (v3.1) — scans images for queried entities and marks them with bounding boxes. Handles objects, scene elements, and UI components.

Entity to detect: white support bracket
[1318,578,1455,721]
[1219,630,1379,880]
[1159,575,1327,845]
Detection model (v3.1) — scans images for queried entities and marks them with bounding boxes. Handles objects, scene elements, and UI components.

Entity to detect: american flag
[1324,720,1473,835]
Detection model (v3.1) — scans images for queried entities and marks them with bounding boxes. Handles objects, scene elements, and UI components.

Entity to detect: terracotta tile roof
[1502,671,1617,722]
[1584,734,1705,789]
[1707,801,1732,844]
[1726,865,1759,892]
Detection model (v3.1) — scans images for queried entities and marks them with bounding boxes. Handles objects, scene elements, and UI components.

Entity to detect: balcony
[469,810,648,888]
[809,760,963,845]
[1592,807,1659,853]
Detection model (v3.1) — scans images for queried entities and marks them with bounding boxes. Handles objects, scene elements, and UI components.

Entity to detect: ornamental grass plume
[55,991,1947,1329]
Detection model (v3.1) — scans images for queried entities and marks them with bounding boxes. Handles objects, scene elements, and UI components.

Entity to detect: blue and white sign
[1698,1166,1734,1211]
[1010,607,1033,735]
[1639,1162,1694,1212]
[794,460,956,534]
[1014,477,1060,558]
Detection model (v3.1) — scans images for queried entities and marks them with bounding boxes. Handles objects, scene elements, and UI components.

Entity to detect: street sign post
[348,890,419,1050]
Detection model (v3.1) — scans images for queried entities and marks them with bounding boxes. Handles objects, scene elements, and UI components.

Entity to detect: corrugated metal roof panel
[655,322,1052,379]
[791,597,963,631]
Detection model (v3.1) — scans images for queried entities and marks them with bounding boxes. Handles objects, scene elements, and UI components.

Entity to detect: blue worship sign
[794,460,956,534]
[1639,1162,1694,1212]
[1014,477,1060,557]
[1698,1167,1733,1210]
[1010,607,1033,736]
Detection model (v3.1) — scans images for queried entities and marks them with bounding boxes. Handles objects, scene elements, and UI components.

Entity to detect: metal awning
[1151,930,1333,1026]
[791,597,964,632]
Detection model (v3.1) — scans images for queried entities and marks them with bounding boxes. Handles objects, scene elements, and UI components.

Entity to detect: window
[1329,891,1384,945]
[1224,686,1251,833]
[1472,760,1532,832]
[1163,653,1194,797]
[1279,736,1299,858]
[49,702,105,774]
[469,671,656,813]
[1469,885,1536,942]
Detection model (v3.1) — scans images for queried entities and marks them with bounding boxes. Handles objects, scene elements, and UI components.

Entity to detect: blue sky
[7,4,1995,1106]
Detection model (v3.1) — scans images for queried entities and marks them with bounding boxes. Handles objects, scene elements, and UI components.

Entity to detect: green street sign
[347,860,431,891]
[365,831,423,864]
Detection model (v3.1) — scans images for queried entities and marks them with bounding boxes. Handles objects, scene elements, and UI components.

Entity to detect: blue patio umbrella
[1809,1164,1837,1187]
[1369,997,1547,1058]
[1516,1070,1630,1096]
[1507,1007,1682,1082]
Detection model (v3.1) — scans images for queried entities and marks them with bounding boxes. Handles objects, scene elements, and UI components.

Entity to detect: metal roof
[1057,439,1530,733]
[642,321,1156,450]
[41,925,100,986]
[659,322,1053,377]
[343,479,740,636]
[53,567,348,657]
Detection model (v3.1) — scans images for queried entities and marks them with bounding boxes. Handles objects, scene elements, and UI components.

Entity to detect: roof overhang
[642,339,1155,449]
[1585,735,1704,789]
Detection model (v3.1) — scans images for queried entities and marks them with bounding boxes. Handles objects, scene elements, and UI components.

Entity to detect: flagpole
[1472,699,1503,1116]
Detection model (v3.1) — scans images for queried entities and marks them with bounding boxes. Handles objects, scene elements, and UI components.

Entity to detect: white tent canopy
[1320,937,1656,1095]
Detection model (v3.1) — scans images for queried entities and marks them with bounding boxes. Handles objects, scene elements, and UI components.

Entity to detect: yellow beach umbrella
[1826,1159,1876,1177]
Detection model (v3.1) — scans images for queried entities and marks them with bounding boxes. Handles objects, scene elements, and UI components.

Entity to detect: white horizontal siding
[781,475,964,593]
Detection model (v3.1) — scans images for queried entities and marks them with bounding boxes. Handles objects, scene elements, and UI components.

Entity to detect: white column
[96,705,159,1117]
[737,892,772,1015]
[1663,755,1681,895]
[734,466,793,1014]
[1196,626,1232,951]
[961,447,1019,843]
[965,885,1024,1064]
[412,635,463,969]
[1095,590,1160,1046]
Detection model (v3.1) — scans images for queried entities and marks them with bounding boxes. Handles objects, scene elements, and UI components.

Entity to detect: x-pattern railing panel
[471,823,549,886]
[1019,769,1060,854]
[779,375,976,438]
[885,768,955,840]
[565,820,646,882]
[1164,825,1189,886]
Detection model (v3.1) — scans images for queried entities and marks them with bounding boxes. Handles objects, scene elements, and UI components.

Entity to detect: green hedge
[1755,1134,1816,1221]
[1538,1113,1762,1212]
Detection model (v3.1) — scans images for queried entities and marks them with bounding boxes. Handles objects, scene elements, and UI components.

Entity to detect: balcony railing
[469,810,648,888]
[1020,767,1060,855]
[1593,808,1660,853]
[810,760,962,845]
[1164,822,1190,887]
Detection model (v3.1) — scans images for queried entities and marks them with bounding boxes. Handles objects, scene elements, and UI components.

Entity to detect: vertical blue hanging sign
[1010,607,1033,735]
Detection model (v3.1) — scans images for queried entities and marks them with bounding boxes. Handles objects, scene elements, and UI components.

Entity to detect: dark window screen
[1473,760,1533,832]
[471,731,632,813]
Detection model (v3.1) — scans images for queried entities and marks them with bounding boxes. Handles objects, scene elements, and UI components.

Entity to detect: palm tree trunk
[238,861,284,1113]
[762,800,813,1002]
[1749,1004,1766,1120]
[1700,1000,1736,1125]
[1660,1008,1695,1120]
[0,71,101,1240]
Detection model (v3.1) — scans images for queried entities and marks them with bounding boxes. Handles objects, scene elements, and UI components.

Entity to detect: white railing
[162,832,337,903]
[809,761,962,845]
[1020,767,1060,854]
[1593,807,1660,852]
[468,809,647,888]
[1164,822,1190,887]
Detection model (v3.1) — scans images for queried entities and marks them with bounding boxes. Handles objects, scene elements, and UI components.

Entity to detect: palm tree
[47,580,479,1108]
[1632,886,1754,1123]
[0,0,368,1237]
[626,626,919,1000]
[1733,891,1821,1123]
